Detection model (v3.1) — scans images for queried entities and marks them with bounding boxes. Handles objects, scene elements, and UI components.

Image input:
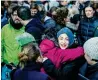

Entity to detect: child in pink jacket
[40,27,84,68]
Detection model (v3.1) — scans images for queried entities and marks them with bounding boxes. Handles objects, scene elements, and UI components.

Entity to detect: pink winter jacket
[40,39,84,68]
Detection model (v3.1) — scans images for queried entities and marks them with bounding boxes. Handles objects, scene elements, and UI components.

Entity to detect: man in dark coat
[42,57,85,80]
[17,6,44,44]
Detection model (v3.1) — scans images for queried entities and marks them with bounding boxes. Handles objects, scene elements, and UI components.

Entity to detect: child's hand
[43,57,48,62]
[36,56,43,63]
[36,56,48,63]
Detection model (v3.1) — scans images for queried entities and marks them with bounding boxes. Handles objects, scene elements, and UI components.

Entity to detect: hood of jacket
[39,39,55,53]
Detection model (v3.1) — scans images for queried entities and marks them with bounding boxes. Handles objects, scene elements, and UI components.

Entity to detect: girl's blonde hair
[18,42,40,69]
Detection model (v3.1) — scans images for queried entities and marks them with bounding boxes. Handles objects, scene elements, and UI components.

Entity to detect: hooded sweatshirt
[40,39,84,68]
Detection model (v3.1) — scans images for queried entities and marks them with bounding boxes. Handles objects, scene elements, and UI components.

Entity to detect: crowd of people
[1,0,98,80]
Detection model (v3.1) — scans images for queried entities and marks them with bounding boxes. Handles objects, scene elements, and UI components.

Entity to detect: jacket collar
[23,61,41,71]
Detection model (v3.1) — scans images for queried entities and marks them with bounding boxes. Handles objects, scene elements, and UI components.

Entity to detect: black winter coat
[43,57,85,80]
[25,18,44,43]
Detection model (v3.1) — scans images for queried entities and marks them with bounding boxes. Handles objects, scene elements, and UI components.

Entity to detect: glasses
[12,14,18,16]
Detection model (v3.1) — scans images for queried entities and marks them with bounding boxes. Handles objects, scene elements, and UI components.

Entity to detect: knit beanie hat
[57,27,74,46]
[83,37,98,60]
[16,32,37,46]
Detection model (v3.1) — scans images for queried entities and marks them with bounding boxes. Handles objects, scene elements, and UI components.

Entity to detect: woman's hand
[36,56,48,63]
[36,56,43,63]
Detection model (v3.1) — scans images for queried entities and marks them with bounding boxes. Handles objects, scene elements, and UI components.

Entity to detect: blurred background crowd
[1,0,98,80]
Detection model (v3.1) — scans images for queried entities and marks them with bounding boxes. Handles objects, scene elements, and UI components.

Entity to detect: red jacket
[40,39,84,68]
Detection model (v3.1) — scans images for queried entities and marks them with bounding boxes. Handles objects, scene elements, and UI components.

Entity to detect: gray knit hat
[16,32,37,46]
[57,27,74,46]
[83,37,98,60]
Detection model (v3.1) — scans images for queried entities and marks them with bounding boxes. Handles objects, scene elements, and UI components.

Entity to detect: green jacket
[1,23,25,66]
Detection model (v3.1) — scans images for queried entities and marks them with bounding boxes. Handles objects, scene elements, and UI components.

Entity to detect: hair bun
[18,53,28,62]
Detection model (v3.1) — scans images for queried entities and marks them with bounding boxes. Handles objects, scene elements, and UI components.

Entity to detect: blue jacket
[79,62,98,80]
[13,62,49,80]
[44,17,56,29]
[78,16,98,46]
[1,10,8,28]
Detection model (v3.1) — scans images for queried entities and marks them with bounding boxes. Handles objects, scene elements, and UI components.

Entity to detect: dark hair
[1,1,11,7]
[49,6,58,14]
[93,3,98,10]
[17,6,31,20]
[70,14,80,24]
[83,4,96,18]
[7,3,19,16]
[84,4,95,11]
[30,2,39,10]
[53,7,68,26]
